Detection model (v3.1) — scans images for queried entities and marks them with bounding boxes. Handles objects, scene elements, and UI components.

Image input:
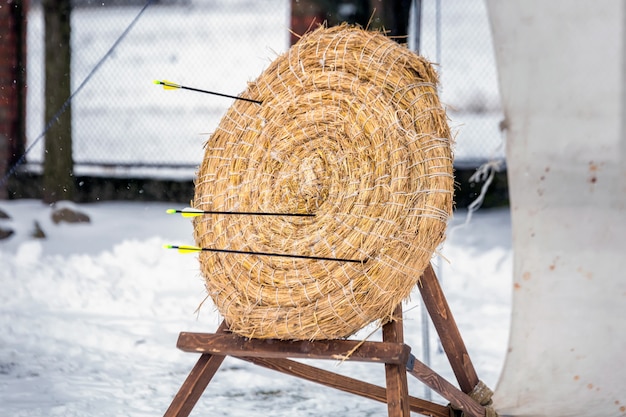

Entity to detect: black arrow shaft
[201,247,365,264]
[180,210,314,217]
[179,85,262,104]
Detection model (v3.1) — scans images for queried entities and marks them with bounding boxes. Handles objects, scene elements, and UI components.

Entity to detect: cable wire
[1,0,156,188]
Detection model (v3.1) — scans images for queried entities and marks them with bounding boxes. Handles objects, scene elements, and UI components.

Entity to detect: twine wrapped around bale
[193,25,454,340]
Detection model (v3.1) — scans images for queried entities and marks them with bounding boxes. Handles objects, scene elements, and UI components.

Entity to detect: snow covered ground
[0,200,512,416]
[6,2,511,413]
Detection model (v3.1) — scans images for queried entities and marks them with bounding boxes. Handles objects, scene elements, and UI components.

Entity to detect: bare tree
[43,0,74,203]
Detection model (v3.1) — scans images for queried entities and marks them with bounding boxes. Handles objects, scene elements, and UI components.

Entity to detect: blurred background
[1,0,506,204]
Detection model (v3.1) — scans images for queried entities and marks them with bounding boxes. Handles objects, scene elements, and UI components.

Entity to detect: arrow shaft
[167,245,364,263]
[179,85,262,104]
[201,247,364,263]
[177,209,314,217]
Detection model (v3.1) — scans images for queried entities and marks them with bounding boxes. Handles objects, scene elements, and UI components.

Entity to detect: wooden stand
[163,264,488,417]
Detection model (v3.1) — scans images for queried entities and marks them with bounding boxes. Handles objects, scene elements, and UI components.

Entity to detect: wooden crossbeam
[406,354,485,417]
[177,332,411,365]
[239,356,450,417]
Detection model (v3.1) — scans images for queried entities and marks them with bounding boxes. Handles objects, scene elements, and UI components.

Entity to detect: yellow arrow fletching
[176,245,202,254]
[154,79,181,90]
[179,208,203,218]
[165,208,203,217]
[163,244,202,254]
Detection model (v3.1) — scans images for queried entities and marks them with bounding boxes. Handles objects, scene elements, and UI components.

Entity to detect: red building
[0,0,28,198]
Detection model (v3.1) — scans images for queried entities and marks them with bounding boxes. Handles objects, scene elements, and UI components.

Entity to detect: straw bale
[193,25,454,340]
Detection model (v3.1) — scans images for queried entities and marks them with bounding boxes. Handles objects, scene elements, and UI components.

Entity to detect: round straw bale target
[193,25,454,340]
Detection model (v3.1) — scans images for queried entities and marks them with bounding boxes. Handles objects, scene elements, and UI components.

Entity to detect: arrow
[163,244,366,264]
[166,208,315,218]
[154,80,262,104]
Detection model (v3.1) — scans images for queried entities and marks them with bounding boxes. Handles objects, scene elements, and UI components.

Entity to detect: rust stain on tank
[588,161,602,185]
[577,266,593,279]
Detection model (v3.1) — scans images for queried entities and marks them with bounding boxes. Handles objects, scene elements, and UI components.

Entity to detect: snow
[0,200,512,416]
[5,1,511,413]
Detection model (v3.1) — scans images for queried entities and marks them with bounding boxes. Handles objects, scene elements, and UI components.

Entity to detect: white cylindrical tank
[485,1,626,416]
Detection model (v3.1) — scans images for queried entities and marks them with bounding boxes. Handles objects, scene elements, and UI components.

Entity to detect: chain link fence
[25,0,503,178]
[418,0,504,168]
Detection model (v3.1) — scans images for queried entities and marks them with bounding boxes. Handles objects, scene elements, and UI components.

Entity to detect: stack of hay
[193,25,454,340]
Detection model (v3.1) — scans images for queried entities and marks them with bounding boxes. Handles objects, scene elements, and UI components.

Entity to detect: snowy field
[0,200,512,416]
[25,0,503,175]
[6,1,511,414]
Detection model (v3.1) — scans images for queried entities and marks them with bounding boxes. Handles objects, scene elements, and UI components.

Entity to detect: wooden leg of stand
[382,304,411,417]
[418,264,479,393]
[163,353,226,417]
[163,322,228,417]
